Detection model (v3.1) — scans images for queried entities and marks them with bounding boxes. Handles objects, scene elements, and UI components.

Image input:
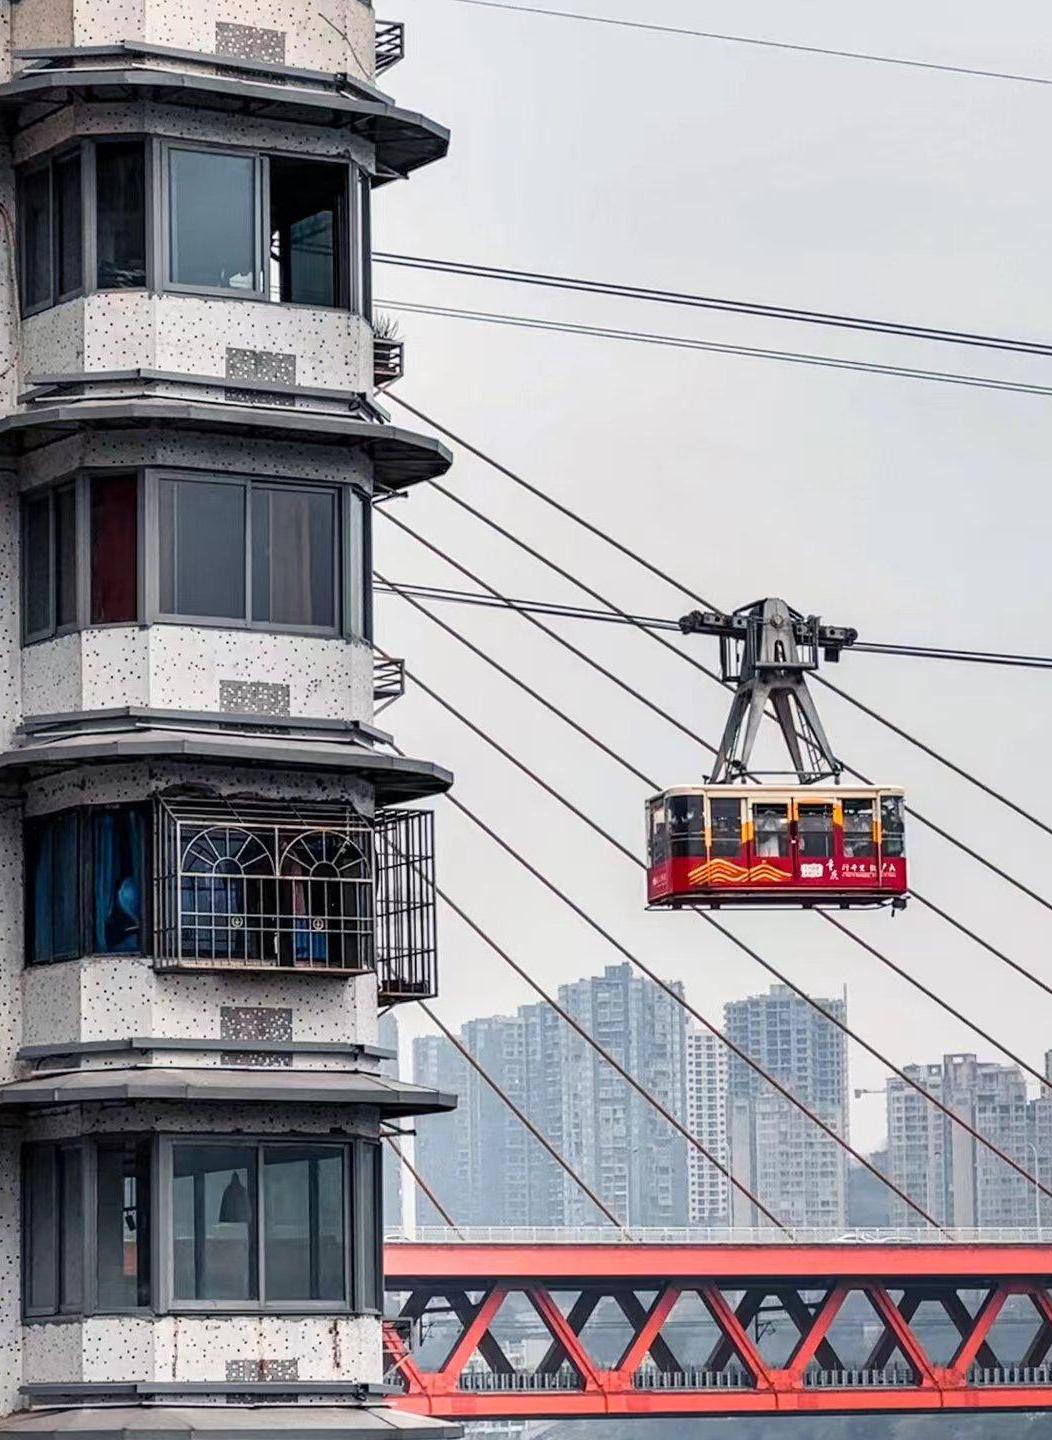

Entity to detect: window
[269,158,347,307]
[19,152,83,313]
[91,471,139,623]
[156,797,374,972]
[167,1138,378,1311]
[753,802,790,858]
[168,148,259,293]
[156,474,340,632]
[843,798,877,859]
[165,145,358,308]
[647,799,669,867]
[709,797,742,857]
[24,1138,152,1318]
[23,473,140,642]
[668,795,703,859]
[881,793,906,858]
[797,803,835,859]
[96,1141,152,1309]
[95,141,147,289]
[26,805,148,964]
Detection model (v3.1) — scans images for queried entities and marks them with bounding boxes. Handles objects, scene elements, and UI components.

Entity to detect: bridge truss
[384,1243,1052,1419]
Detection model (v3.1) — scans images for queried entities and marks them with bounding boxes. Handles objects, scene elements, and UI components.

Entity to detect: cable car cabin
[646,786,908,909]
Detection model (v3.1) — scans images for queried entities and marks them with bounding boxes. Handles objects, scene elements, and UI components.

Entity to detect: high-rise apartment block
[685,1026,729,1224]
[887,1054,1033,1227]
[414,964,689,1229]
[0,7,459,1439]
[724,984,849,1229]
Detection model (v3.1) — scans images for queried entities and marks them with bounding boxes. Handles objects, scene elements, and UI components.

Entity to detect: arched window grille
[155,798,373,974]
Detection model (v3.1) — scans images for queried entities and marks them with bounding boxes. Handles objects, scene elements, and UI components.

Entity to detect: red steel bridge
[384,1235,1052,1420]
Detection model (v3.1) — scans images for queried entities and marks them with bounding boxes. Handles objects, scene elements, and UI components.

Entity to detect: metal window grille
[375,807,438,1004]
[154,797,378,974]
[375,20,406,73]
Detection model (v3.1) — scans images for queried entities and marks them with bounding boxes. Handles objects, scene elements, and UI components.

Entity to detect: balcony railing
[375,20,406,73]
[374,654,406,712]
[153,796,437,1000]
[374,337,405,389]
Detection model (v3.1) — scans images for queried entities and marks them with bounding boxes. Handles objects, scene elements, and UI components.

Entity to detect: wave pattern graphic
[686,859,790,885]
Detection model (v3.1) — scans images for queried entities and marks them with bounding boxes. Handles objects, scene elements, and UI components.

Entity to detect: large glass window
[881,793,906,858]
[169,1140,362,1308]
[26,805,147,964]
[91,471,139,623]
[668,794,703,859]
[709,797,743,858]
[19,153,83,312]
[157,475,339,632]
[797,802,835,859]
[158,477,247,620]
[95,141,147,289]
[96,1141,152,1309]
[168,148,259,293]
[843,798,876,859]
[753,802,790,858]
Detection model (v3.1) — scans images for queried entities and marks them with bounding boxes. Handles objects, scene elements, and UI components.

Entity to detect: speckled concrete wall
[11,0,377,83]
[21,627,374,725]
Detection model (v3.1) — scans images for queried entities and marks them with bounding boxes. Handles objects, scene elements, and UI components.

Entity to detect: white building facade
[685,1026,728,1225]
[0,8,459,1440]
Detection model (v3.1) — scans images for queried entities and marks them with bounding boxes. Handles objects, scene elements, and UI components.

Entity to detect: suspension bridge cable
[379,301,1052,403]
[378,580,1050,1213]
[382,641,947,1231]
[373,580,1052,671]
[385,393,1052,881]
[419,1000,632,1234]
[426,0,1052,90]
[383,1134,464,1235]
[377,254,1052,363]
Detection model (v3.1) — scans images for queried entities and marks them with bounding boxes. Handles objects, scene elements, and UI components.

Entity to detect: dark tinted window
[169,148,257,291]
[28,810,81,963]
[55,483,77,629]
[269,158,346,308]
[96,1140,151,1309]
[55,153,83,297]
[25,1146,58,1313]
[798,803,835,859]
[668,794,703,858]
[263,1146,345,1301]
[348,490,369,639]
[60,1146,84,1310]
[709,798,742,857]
[23,493,52,640]
[172,1143,258,1302]
[357,172,372,317]
[22,166,52,310]
[881,793,906,858]
[96,141,146,289]
[91,807,145,953]
[159,478,246,620]
[91,471,138,623]
[252,485,335,628]
[842,797,876,859]
[353,1142,381,1311]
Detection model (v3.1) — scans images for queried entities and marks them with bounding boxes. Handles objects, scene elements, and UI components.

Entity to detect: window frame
[157,138,359,310]
[22,1136,154,1321]
[24,802,152,967]
[21,466,371,646]
[157,1135,381,1315]
[18,136,369,315]
[17,143,89,318]
[147,468,345,637]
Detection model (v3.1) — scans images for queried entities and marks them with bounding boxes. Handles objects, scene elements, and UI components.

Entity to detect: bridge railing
[389,1224,1051,1245]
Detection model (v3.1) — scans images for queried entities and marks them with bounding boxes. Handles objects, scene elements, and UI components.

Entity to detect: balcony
[375,20,406,73]
[153,796,437,1000]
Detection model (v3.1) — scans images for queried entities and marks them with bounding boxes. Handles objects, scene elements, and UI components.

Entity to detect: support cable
[418,1000,633,1236]
[378,579,1052,1208]
[409,1,1052,92]
[374,580,1052,672]
[384,644,945,1231]
[385,394,1052,894]
[377,255,1052,363]
[383,1133,464,1236]
[377,511,1052,1000]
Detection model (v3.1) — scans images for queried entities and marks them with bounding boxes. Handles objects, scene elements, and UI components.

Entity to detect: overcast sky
[372,0,1052,1154]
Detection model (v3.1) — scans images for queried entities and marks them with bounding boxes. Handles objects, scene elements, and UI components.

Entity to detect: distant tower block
[0,9,459,1440]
